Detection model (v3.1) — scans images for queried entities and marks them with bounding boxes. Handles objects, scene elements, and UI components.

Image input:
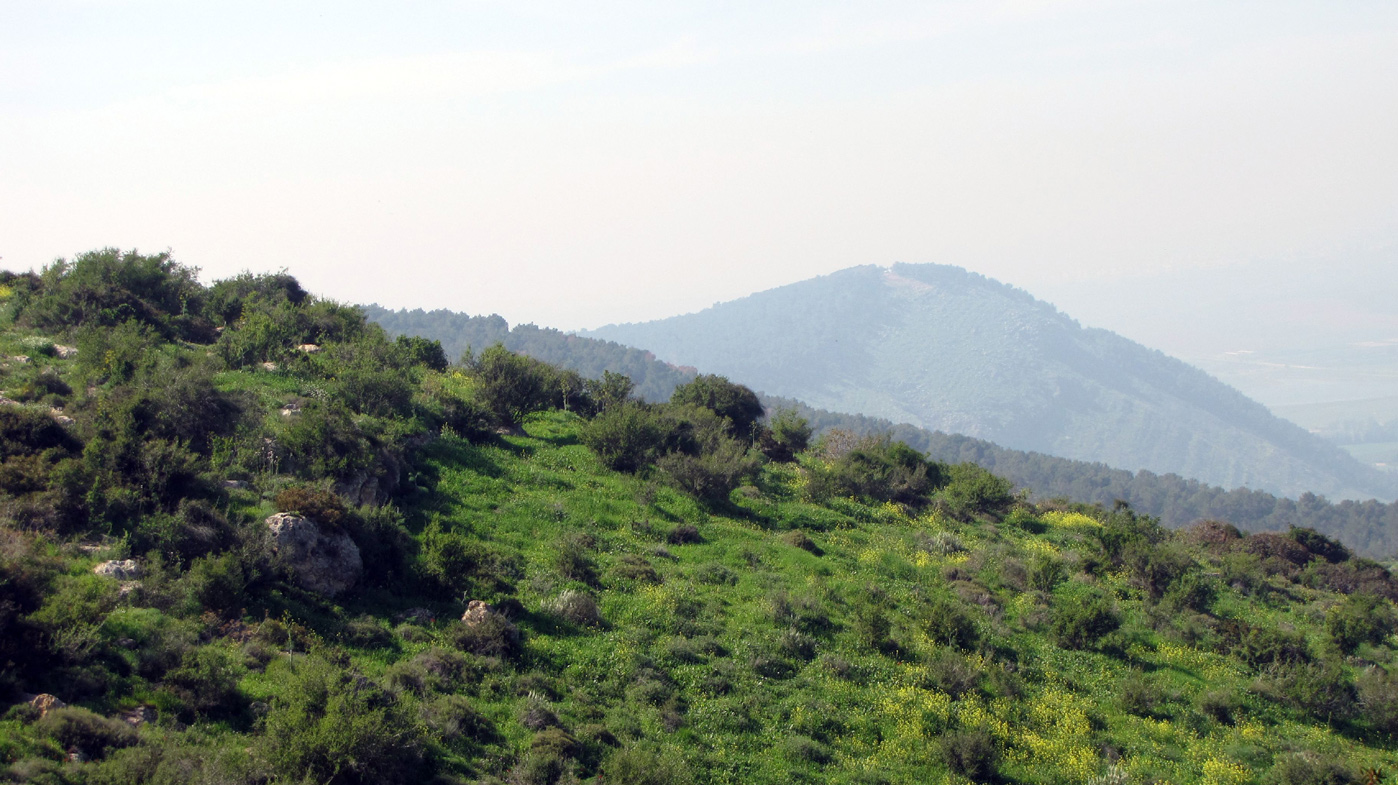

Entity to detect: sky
[2,1,1397,405]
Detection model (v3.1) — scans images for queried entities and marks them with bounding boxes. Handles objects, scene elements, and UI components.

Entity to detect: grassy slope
[3,327,1398,783]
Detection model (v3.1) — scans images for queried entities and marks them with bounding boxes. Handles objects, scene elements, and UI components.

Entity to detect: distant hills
[367,299,1398,555]
[583,263,1398,503]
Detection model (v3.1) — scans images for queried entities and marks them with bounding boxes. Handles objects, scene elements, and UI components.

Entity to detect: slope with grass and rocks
[1,250,1397,784]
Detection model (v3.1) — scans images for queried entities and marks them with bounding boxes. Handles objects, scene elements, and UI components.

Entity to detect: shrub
[467,344,558,426]
[762,408,811,462]
[1264,752,1357,785]
[580,402,668,473]
[927,649,982,699]
[1118,672,1167,718]
[556,536,599,585]
[1198,689,1241,725]
[421,694,499,746]
[780,530,823,556]
[1255,660,1358,724]
[1288,527,1350,564]
[669,375,764,436]
[610,554,662,584]
[1357,666,1398,735]
[1029,553,1067,592]
[258,655,427,784]
[385,647,477,695]
[161,644,246,719]
[452,613,523,660]
[782,734,833,765]
[939,729,998,780]
[807,435,943,507]
[940,462,1014,515]
[544,590,604,628]
[655,436,762,502]
[1051,591,1121,650]
[1234,624,1312,668]
[925,597,979,650]
[35,706,137,760]
[273,485,347,528]
[1326,593,1396,654]
[666,524,701,545]
[1125,541,1197,602]
[601,745,693,785]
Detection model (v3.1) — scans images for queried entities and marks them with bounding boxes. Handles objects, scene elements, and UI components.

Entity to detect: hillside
[5,250,1398,783]
[361,305,696,403]
[584,264,1398,503]
[365,304,1398,556]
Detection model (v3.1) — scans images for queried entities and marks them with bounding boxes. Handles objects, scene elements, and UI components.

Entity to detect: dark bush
[1326,593,1396,654]
[610,554,662,585]
[780,530,823,556]
[21,249,211,342]
[666,525,701,545]
[1233,624,1312,668]
[580,402,668,473]
[1050,591,1120,650]
[939,729,998,781]
[421,694,499,746]
[385,647,477,696]
[1119,672,1167,718]
[394,334,449,371]
[669,374,764,436]
[1288,527,1350,564]
[927,649,982,699]
[274,485,347,528]
[467,344,559,426]
[1243,532,1314,567]
[782,734,833,765]
[1198,689,1241,725]
[1255,660,1358,724]
[556,535,599,585]
[452,613,523,660]
[1357,666,1398,736]
[601,745,693,785]
[925,597,979,650]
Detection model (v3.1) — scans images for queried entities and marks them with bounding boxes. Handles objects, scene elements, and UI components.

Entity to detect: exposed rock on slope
[265,512,362,597]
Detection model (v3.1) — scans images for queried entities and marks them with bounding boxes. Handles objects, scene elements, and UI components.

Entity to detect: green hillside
[584,264,1398,504]
[3,251,1398,784]
[364,303,1398,558]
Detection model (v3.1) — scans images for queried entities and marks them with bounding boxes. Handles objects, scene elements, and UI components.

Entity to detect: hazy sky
[3,1,1396,352]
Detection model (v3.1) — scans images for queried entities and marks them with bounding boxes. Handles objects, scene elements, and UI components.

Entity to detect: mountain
[585,263,1398,503]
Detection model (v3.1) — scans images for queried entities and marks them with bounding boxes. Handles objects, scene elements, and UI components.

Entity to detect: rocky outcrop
[265,513,362,597]
[93,560,142,580]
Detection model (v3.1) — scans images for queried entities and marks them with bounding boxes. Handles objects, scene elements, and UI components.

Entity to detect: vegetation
[364,301,1398,557]
[1,250,1397,783]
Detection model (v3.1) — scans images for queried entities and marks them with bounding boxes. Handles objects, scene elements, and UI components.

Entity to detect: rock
[118,581,141,598]
[223,479,249,490]
[49,408,75,426]
[29,694,65,718]
[260,362,278,371]
[53,345,78,359]
[67,747,88,763]
[8,355,29,365]
[0,395,19,407]
[265,512,362,597]
[297,343,322,353]
[94,559,142,580]
[120,705,156,727]
[461,600,496,626]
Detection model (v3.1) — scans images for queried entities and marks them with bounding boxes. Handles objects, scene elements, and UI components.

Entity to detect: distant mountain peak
[584,263,1397,502]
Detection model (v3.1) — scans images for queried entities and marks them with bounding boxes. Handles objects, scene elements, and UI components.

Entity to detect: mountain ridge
[583,262,1398,502]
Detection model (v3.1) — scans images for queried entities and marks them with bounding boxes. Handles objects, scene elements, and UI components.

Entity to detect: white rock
[94,559,142,580]
[265,512,362,597]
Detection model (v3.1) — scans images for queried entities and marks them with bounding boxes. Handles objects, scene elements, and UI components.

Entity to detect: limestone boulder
[93,560,142,580]
[265,512,362,597]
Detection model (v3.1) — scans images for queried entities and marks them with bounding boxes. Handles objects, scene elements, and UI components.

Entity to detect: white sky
[2,0,1396,352]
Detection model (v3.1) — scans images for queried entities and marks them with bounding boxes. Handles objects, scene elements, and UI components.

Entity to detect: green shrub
[940,462,1014,515]
[806,435,943,507]
[35,706,137,760]
[1050,591,1121,650]
[161,644,246,719]
[581,402,667,473]
[258,655,428,784]
[762,408,811,462]
[1264,751,1357,785]
[1255,660,1358,724]
[600,745,693,785]
[655,436,762,502]
[1029,553,1067,592]
[927,648,982,699]
[1326,593,1396,654]
[925,597,979,650]
[669,375,764,436]
[467,344,559,426]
